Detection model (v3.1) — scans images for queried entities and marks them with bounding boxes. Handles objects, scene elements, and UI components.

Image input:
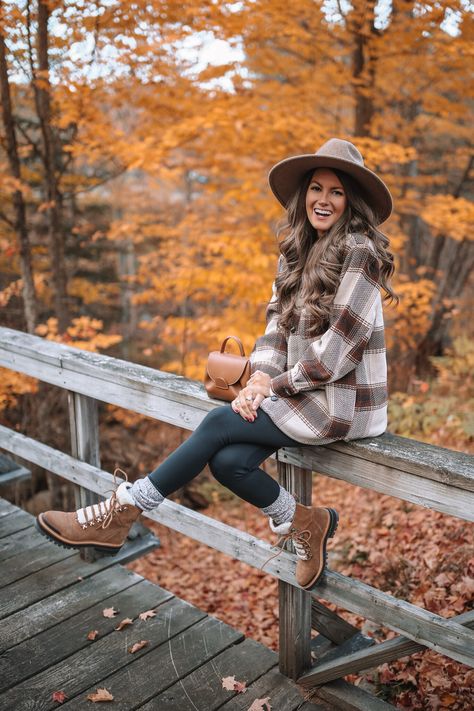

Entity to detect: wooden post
[68,391,101,562]
[277,458,312,680]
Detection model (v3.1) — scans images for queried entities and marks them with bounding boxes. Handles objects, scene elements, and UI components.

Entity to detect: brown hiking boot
[269,503,338,589]
[36,479,141,555]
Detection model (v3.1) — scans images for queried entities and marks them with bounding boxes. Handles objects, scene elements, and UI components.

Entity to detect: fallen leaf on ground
[248,698,271,711]
[138,609,156,621]
[52,690,68,703]
[102,607,118,618]
[86,688,114,702]
[115,617,134,631]
[86,630,99,640]
[128,640,149,654]
[222,675,247,693]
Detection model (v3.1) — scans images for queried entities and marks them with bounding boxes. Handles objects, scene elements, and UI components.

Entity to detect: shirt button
[290,326,296,333]
[271,395,278,401]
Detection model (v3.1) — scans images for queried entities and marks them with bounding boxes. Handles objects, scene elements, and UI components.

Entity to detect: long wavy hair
[275,167,399,338]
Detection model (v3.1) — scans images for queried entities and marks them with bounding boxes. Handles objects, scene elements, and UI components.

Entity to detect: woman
[36,138,397,591]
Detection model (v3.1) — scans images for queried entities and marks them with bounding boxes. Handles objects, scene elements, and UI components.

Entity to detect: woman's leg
[36,402,338,590]
[208,441,297,525]
[131,404,300,512]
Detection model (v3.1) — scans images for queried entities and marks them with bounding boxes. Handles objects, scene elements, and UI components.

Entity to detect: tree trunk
[0,8,37,333]
[349,0,377,136]
[32,0,69,331]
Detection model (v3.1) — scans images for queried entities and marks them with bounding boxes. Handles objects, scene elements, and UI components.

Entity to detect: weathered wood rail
[0,326,472,710]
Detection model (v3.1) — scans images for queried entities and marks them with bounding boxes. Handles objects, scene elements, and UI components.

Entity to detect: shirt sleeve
[249,255,288,378]
[270,245,381,397]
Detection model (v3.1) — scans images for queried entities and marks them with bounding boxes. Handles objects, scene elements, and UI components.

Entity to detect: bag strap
[220,335,246,357]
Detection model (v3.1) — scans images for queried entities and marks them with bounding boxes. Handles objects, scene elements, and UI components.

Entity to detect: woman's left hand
[231,370,272,421]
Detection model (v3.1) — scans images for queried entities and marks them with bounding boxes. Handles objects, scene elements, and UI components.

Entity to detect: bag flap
[206,351,249,387]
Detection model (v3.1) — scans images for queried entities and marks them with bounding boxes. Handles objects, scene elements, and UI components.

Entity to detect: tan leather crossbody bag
[204,335,251,402]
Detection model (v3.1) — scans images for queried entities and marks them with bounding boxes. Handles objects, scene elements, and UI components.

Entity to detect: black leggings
[148,404,301,508]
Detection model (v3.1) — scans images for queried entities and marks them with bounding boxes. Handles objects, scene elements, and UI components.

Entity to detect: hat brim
[268,154,393,225]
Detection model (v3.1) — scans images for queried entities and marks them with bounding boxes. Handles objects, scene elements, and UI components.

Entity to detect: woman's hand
[231,370,272,421]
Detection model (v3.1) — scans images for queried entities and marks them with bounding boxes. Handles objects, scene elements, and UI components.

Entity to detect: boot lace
[76,468,130,530]
[261,526,312,571]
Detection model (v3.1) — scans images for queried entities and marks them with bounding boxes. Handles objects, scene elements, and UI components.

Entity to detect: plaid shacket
[250,233,388,445]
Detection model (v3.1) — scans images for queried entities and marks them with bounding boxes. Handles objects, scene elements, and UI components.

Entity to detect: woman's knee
[208,447,243,484]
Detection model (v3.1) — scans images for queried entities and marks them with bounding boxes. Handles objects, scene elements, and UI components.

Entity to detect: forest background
[0,1,473,709]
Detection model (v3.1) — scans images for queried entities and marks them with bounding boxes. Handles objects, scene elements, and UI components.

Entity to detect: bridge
[0,326,472,709]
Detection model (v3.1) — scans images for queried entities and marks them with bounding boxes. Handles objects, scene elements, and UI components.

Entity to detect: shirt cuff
[270,371,296,397]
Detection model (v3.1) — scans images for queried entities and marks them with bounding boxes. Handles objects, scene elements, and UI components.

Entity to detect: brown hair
[275,168,399,337]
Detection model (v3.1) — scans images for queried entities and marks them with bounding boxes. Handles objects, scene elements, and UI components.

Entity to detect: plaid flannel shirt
[250,233,388,445]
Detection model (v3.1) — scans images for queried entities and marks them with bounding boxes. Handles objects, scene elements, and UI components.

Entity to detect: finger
[239,393,255,420]
[252,394,264,410]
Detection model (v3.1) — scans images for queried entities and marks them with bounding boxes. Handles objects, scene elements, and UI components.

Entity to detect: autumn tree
[0,1,37,332]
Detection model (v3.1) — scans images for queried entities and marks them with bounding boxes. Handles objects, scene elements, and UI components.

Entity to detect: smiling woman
[36,137,398,595]
[306,169,347,234]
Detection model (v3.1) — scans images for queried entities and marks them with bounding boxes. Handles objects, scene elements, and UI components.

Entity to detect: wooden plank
[0,524,157,591]
[219,665,329,711]
[0,328,213,432]
[0,509,34,537]
[0,433,472,667]
[0,326,472,493]
[278,446,474,522]
[0,577,172,692]
[278,460,312,680]
[309,678,396,711]
[311,634,334,659]
[312,599,363,643]
[0,597,207,711]
[62,615,244,710]
[0,541,143,620]
[329,431,474,491]
[0,498,18,515]
[0,566,146,652]
[0,525,45,562]
[0,542,77,588]
[141,638,277,711]
[68,391,101,563]
[300,609,474,688]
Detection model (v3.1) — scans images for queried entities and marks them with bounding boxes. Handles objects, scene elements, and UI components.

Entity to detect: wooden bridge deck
[0,497,327,711]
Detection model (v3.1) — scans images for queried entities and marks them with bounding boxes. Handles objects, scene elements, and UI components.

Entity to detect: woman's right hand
[231,381,268,421]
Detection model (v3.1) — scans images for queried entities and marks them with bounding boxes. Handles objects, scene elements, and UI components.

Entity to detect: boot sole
[35,516,122,556]
[301,507,339,590]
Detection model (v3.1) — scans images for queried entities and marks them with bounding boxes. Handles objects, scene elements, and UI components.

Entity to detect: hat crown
[315,139,364,167]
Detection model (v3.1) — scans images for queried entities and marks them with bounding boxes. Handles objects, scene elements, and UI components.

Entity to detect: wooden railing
[0,326,472,711]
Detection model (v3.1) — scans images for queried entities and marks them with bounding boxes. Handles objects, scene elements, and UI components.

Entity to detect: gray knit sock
[261,486,296,526]
[130,477,165,512]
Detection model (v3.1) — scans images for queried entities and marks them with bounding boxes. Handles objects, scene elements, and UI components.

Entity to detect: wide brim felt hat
[268,138,393,225]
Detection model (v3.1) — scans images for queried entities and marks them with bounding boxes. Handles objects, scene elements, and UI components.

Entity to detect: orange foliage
[0,368,38,415]
[35,317,122,353]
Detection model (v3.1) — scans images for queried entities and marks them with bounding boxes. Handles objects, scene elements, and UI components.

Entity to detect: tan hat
[268,138,393,225]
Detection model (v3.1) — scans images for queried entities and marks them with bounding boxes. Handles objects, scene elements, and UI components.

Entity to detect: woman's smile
[306,168,347,236]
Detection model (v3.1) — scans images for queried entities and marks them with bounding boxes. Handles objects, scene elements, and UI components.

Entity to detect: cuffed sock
[261,485,296,526]
[130,477,165,512]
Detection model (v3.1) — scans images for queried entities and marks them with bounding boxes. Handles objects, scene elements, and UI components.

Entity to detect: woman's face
[305,168,347,236]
